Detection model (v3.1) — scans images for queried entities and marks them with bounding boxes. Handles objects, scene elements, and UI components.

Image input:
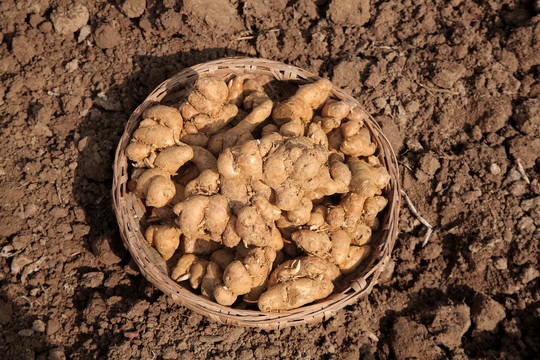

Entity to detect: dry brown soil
[0,0,539,359]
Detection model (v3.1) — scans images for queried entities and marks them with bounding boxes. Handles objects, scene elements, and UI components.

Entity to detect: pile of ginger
[125,75,390,312]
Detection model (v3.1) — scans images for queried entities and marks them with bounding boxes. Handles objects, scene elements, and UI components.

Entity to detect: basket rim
[112,57,401,329]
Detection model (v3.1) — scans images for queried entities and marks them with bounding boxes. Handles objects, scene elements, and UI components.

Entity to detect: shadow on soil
[69,47,248,357]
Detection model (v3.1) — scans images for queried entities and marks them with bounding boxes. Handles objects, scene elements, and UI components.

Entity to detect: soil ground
[0,0,539,359]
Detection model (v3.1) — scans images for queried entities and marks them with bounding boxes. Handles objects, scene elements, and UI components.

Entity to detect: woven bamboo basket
[112,57,400,329]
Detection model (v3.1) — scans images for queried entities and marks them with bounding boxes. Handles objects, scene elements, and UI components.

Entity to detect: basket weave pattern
[113,58,400,329]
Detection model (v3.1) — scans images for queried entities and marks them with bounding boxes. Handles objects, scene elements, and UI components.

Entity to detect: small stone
[517,216,535,234]
[18,329,34,336]
[406,100,420,114]
[24,204,39,217]
[82,271,104,288]
[84,294,107,323]
[94,24,120,49]
[46,318,61,335]
[462,189,482,204]
[65,59,78,72]
[419,153,441,176]
[124,330,138,339]
[520,265,539,284]
[478,96,513,133]
[50,5,89,35]
[32,320,46,333]
[373,97,387,109]
[38,21,53,33]
[471,294,506,332]
[379,259,396,284]
[493,257,508,270]
[327,344,336,354]
[490,163,501,175]
[122,0,146,18]
[520,197,539,212]
[509,181,527,196]
[77,25,91,43]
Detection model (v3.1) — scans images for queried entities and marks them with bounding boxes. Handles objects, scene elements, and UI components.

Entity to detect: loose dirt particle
[391,317,444,360]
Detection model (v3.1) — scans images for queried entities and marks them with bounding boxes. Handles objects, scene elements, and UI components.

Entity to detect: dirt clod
[391,317,443,360]
[328,0,370,27]
[50,5,89,35]
[121,0,146,19]
[471,294,506,332]
[94,24,121,49]
[430,303,471,349]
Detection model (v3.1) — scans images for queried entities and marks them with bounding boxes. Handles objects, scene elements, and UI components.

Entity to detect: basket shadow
[69,47,249,356]
[73,47,248,260]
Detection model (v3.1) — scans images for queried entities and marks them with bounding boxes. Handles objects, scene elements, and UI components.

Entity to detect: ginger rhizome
[125,74,391,312]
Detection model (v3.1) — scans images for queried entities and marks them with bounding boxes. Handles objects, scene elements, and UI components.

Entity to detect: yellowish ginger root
[179,77,238,135]
[348,158,391,198]
[361,196,388,227]
[317,100,352,133]
[126,105,184,167]
[171,254,198,281]
[180,237,221,255]
[226,75,246,106]
[291,230,332,259]
[262,136,328,211]
[306,122,329,148]
[267,255,340,287]
[309,153,351,200]
[184,169,220,198]
[200,262,222,299]
[217,140,263,180]
[286,197,313,225]
[134,168,177,208]
[207,92,273,155]
[216,246,276,304]
[145,223,181,260]
[258,277,334,312]
[272,78,333,136]
[171,254,215,291]
[329,229,352,265]
[127,106,194,207]
[338,245,371,274]
[236,195,282,248]
[340,120,377,157]
[174,194,230,243]
[222,260,253,295]
[210,248,235,270]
